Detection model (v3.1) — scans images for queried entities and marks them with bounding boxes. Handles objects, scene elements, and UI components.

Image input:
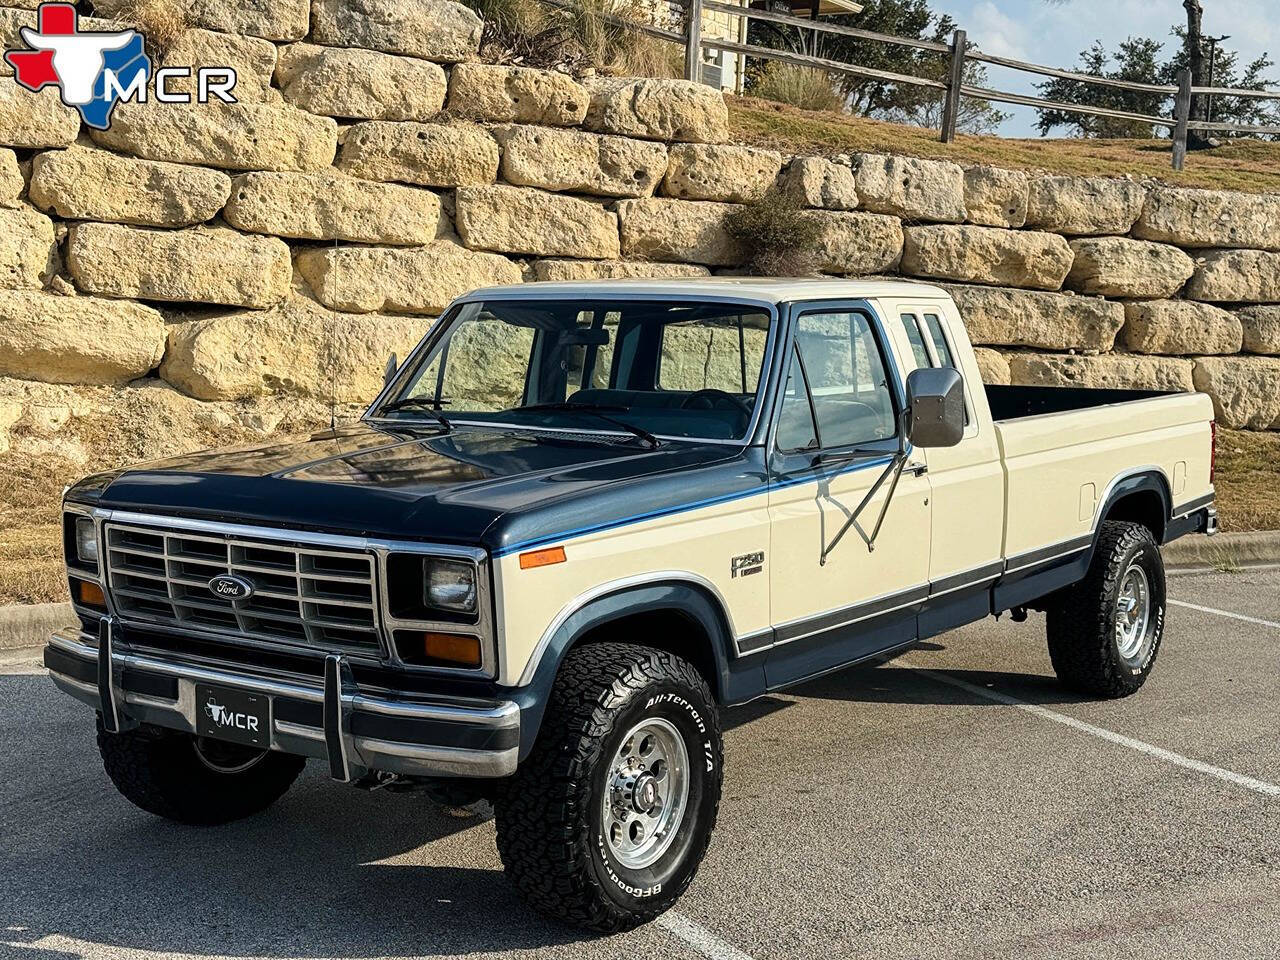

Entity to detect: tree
[1036,30,1280,140]
[1035,38,1167,138]
[744,0,1009,134]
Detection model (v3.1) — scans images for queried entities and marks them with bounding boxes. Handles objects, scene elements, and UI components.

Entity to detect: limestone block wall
[2,0,1280,471]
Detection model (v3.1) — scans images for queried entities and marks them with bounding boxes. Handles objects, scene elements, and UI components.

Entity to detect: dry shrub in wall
[93,0,190,55]
[724,190,822,277]
[462,0,681,75]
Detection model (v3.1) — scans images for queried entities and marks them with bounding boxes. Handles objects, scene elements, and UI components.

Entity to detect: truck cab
[47,279,1217,932]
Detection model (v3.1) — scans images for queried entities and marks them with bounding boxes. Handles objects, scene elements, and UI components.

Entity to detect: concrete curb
[1163,531,1280,570]
[0,602,75,652]
[2,534,1277,653]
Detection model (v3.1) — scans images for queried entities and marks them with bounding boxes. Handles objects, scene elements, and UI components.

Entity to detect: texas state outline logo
[4,2,149,130]
[4,2,238,131]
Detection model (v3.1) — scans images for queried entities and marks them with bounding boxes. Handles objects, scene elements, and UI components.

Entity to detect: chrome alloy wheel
[1115,562,1154,662]
[602,717,689,870]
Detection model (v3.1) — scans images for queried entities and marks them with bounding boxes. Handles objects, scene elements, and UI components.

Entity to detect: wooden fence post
[684,0,703,83]
[940,28,966,143]
[1171,68,1192,170]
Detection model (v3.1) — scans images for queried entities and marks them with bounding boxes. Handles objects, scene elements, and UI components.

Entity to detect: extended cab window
[922,314,956,368]
[382,299,774,442]
[898,313,931,369]
[778,311,896,451]
[903,310,971,427]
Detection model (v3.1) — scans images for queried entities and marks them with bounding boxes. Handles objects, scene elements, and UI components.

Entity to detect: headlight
[424,558,477,614]
[75,517,98,565]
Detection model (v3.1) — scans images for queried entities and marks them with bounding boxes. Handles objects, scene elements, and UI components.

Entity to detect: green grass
[731,97,1280,194]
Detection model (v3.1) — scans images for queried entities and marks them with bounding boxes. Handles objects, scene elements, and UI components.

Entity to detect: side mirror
[383,352,398,387]
[905,367,965,448]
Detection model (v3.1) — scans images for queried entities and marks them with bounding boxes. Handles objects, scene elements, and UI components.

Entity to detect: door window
[778,311,897,450]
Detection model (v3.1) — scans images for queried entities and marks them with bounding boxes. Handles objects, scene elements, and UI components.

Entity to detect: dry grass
[0,452,82,606]
[750,63,844,114]
[731,97,1280,194]
[1214,429,1280,534]
[462,0,681,76]
[101,0,190,54]
[3,428,1273,606]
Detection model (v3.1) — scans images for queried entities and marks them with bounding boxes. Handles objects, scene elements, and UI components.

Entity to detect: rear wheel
[1046,521,1166,698]
[97,719,305,825]
[494,643,722,932]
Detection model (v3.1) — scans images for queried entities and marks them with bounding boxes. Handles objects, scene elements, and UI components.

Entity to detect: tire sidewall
[1108,533,1166,679]
[587,679,721,911]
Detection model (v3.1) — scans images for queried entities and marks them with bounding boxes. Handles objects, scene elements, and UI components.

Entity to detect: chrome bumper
[1206,506,1220,537]
[46,623,519,780]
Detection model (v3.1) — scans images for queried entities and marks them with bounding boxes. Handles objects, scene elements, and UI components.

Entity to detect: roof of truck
[462,277,951,305]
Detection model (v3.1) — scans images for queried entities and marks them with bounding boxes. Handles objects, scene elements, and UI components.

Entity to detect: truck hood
[73,422,762,552]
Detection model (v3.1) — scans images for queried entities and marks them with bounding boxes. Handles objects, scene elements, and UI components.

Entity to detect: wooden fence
[540,0,1280,170]
[683,0,1280,170]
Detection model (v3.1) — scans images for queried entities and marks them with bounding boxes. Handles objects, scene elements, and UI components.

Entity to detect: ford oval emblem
[208,574,254,602]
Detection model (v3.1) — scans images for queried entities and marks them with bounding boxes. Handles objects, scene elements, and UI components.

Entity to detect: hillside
[731,97,1280,195]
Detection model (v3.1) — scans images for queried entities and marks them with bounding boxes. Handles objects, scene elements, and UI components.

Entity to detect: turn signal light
[519,546,566,570]
[408,631,482,669]
[72,578,106,610]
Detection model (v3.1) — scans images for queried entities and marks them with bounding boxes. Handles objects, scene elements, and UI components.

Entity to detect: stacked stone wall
[3,0,1280,467]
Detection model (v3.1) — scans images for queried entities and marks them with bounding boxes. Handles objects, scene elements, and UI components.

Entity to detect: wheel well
[1102,489,1167,542]
[573,608,722,701]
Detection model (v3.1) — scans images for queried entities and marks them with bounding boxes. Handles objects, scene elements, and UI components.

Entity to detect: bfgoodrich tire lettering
[1046,520,1167,699]
[494,642,723,932]
[97,718,305,825]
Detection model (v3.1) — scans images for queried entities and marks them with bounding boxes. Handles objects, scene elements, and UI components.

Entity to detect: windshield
[375,299,775,442]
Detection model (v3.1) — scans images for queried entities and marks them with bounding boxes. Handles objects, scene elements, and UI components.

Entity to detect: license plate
[195,684,269,748]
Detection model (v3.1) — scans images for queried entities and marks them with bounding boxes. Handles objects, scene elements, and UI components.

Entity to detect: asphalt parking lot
[2,566,1277,960]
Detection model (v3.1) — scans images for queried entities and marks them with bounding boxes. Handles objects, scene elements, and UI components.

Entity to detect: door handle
[907,461,928,477]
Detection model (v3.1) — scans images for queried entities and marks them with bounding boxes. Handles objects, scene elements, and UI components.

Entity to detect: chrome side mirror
[383,352,398,387]
[905,367,965,448]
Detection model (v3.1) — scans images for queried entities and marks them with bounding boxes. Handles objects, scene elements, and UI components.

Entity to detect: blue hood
[70,423,768,554]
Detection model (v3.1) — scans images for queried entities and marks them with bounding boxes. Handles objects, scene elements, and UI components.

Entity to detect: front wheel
[1046,521,1167,698]
[97,719,306,825]
[494,643,723,932]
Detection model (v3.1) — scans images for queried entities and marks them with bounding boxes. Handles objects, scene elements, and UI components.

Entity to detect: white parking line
[659,911,757,960]
[907,665,1280,798]
[1169,599,1280,630]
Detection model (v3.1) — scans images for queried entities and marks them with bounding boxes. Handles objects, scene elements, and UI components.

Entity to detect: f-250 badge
[731,551,764,578]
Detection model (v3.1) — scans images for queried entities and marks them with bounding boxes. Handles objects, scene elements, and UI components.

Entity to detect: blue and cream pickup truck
[47,279,1217,931]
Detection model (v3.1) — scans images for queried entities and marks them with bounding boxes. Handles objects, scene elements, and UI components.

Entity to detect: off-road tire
[97,718,305,825]
[1046,521,1166,699]
[494,643,723,932]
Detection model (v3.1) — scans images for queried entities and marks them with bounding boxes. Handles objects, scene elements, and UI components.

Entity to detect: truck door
[890,305,1005,638]
[763,304,932,688]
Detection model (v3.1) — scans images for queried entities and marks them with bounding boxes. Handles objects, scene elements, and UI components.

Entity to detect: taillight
[1210,421,1217,484]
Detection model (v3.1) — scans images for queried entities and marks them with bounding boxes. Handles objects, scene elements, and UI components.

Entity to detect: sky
[924,0,1280,135]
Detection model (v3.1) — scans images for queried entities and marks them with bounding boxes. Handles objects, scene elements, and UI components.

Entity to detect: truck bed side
[993,391,1216,567]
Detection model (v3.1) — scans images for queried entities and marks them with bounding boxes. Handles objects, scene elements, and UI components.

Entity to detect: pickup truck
[47,279,1218,931]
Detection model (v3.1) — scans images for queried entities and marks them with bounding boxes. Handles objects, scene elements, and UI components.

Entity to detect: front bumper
[45,621,520,780]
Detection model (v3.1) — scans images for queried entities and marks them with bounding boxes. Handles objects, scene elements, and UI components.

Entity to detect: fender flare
[1088,469,1173,562]
[508,581,737,761]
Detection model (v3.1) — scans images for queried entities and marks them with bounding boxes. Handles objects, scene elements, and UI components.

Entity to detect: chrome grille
[104,522,382,653]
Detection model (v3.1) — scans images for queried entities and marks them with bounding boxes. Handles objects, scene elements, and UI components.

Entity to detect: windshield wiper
[512,402,660,449]
[377,397,453,432]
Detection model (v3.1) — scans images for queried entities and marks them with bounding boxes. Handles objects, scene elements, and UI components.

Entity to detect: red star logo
[4,4,76,92]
